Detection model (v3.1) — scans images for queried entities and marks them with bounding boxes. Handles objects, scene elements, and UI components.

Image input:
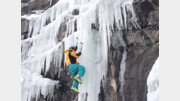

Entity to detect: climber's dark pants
[68,64,85,88]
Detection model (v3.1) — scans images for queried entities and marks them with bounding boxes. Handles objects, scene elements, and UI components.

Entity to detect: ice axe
[76,37,83,52]
[79,42,83,52]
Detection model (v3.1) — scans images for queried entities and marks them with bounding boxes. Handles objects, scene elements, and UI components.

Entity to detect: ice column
[147,58,159,101]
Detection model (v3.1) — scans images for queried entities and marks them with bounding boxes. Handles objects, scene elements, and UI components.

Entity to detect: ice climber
[64,45,85,93]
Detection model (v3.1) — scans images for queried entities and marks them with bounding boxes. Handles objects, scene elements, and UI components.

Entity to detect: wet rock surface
[99,0,159,101]
[21,18,29,40]
[21,0,59,39]
[124,43,158,101]
[21,0,58,15]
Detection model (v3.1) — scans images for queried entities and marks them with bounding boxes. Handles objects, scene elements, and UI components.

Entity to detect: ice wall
[21,0,138,101]
[147,57,159,101]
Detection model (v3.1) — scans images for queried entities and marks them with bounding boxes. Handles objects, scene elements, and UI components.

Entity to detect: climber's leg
[68,64,85,84]
[68,64,79,75]
[71,73,79,87]
[68,64,79,92]
[71,73,79,93]
[72,79,79,87]
[74,65,85,84]
[77,65,85,77]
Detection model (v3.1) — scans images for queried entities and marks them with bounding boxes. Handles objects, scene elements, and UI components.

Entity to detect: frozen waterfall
[147,57,159,101]
[21,0,139,101]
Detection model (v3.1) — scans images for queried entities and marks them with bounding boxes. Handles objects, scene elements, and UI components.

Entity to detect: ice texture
[21,69,59,101]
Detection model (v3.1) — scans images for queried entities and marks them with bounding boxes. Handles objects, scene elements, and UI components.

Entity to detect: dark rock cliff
[21,0,58,15]
[21,0,59,40]
[99,0,159,101]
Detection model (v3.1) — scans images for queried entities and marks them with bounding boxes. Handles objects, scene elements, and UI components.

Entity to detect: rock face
[21,18,29,40]
[21,0,59,40]
[21,0,159,101]
[98,0,159,101]
[21,0,58,15]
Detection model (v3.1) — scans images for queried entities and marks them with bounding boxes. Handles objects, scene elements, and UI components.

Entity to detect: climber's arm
[70,51,80,58]
[76,52,81,56]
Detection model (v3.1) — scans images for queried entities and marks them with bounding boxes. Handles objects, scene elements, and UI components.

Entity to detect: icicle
[147,58,159,101]
[118,31,127,101]
[21,69,59,101]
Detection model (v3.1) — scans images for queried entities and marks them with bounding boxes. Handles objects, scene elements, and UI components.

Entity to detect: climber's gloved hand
[76,52,81,56]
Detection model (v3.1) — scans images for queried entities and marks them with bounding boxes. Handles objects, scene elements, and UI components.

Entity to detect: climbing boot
[74,77,82,84]
[71,87,79,93]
